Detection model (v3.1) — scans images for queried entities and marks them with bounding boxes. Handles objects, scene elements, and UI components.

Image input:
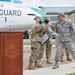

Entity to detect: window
[50,16,58,21]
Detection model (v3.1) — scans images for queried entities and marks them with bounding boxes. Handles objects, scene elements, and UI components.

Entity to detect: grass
[23,41,55,45]
[23,42,31,45]
[66,72,75,75]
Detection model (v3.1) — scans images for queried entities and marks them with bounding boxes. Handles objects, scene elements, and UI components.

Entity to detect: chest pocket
[63,23,70,32]
[56,24,63,33]
[56,22,70,33]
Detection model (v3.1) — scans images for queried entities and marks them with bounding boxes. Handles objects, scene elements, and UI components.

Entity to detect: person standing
[38,16,53,67]
[28,16,46,70]
[51,12,75,69]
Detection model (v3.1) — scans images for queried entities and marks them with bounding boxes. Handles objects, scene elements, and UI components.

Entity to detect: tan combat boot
[67,55,72,61]
[46,59,53,64]
[35,60,43,68]
[60,55,64,62]
[28,62,36,70]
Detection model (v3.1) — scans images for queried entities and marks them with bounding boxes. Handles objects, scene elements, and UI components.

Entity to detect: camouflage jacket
[44,23,51,36]
[51,20,75,42]
[30,24,46,42]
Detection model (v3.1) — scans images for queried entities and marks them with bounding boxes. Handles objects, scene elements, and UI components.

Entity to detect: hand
[50,30,54,34]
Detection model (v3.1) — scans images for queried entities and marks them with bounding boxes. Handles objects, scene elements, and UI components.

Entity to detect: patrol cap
[34,16,41,20]
[57,12,65,17]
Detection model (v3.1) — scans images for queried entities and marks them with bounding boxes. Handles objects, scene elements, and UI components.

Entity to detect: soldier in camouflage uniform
[51,12,75,69]
[38,16,53,65]
[28,16,46,70]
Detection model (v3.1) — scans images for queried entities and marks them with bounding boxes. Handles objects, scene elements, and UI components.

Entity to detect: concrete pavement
[23,63,75,75]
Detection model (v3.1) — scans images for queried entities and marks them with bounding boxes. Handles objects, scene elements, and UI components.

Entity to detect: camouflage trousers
[61,47,70,57]
[39,40,52,59]
[46,40,52,59]
[55,39,75,62]
[55,36,70,57]
[29,41,41,63]
[38,44,45,59]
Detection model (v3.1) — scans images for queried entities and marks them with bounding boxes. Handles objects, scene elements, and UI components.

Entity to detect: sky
[22,0,75,7]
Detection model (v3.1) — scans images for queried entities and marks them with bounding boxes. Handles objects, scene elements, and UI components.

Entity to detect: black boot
[52,61,59,69]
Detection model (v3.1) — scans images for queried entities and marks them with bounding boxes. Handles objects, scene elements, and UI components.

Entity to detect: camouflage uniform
[38,43,45,59]
[39,23,52,60]
[51,20,75,69]
[56,36,72,62]
[29,24,46,63]
[40,24,52,59]
[39,24,52,59]
[45,24,52,60]
[46,40,52,59]
[38,22,53,64]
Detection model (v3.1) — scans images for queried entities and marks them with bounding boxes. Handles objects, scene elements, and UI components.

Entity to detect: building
[42,7,75,25]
